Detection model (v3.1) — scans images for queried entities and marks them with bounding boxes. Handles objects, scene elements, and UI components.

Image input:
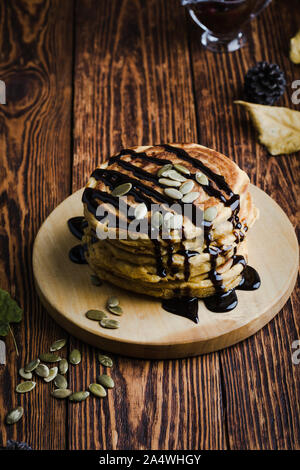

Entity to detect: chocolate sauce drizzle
[68,216,87,264]
[69,144,260,323]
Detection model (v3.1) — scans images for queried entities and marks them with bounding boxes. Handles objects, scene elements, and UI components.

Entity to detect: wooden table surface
[0,0,299,450]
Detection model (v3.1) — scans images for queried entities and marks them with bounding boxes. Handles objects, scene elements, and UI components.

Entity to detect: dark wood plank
[0,0,73,449]
[71,0,226,450]
[188,0,300,449]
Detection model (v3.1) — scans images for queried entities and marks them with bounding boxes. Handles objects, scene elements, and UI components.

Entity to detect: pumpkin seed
[164,170,187,182]
[86,309,107,321]
[134,203,148,220]
[181,192,199,203]
[106,296,119,308]
[157,164,172,177]
[151,212,163,228]
[195,172,209,186]
[111,182,132,197]
[44,366,58,383]
[100,318,120,329]
[51,388,72,399]
[35,364,50,378]
[97,374,115,389]
[204,206,218,221]
[68,391,90,402]
[16,381,36,394]
[54,374,68,389]
[164,188,183,200]
[58,359,68,375]
[24,358,40,373]
[39,353,61,363]
[89,383,107,398]
[98,354,113,368]
[170,214,183,230]
[174,163,190,175]
[158,178,181,187]
[90,274,102,286]
[19,368,32,380]
[6,406,24,425]
[50,339,67,352]
[179,180,194,195]
[107,305,123,316]
[69,349,81,365]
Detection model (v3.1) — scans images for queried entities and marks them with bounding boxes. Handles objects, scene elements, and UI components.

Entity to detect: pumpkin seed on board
[68,391,90,402]
[204,206,218,221]
[90,274,102,286]
[179,180,194,195]
[111,182,132,197]
[51,388,72,399]
[181,192,199,203]
[58,359,68,375]
[35,364,50,378]
[54,374,68,389]
[16,381,36,394]
[164,188,183,200]
[107,305,123,316]
[19,368,32,380]
[44,366,58,383]
[158,178,181,188]
[50,339,67,352]
[195,171,209,186]
[89,383,107,398]
[97,374,115,389]
[6,406,24,425]
[98,354,113,368]
[24,358,40,373]
[85,309,107,321]
[69,349,81,365]
[174,163,190,175]
[39,353,61,363]
[157,164,172,177]
[134,203,148,220]
[100,318,120,329]
[106,296,119,308]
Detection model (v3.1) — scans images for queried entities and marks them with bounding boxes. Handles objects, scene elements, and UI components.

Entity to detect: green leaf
[0,288,22,337]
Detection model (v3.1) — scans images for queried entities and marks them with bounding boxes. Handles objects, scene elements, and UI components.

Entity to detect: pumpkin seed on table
[164,169,187,182]
[16,381,36,394]
[111,182,132,197]
[134,203,148,220]
[51,388,72,399]
[54,374,68,389]
[158,178,181,188]
[174,163,190,175]
[50,338,67,352]
[58,359,68,375]
[69,349,81,365]
[107,305,123,316]
[157,164,172,177]
[181,192,199,203]
[195,171,209,186]
[97,374,115,389]
[68,391,90,402]
[204,206,218,221]
[164,188,183,200]
[19,368,32,380]
[35,364,50,378]
[90,274,102,286]
[100,318,120,329]
[24,358,40,373]
[179,180,194,195]
[98,354,113,368]
[86,309,107,321]
[89,383,107,398]
[106,296,119,308]
[44,366,58,383]
[39,353,61,363]
[6,406,24,425]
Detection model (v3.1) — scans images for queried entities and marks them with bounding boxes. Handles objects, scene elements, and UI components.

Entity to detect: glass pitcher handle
[250,0,272,20]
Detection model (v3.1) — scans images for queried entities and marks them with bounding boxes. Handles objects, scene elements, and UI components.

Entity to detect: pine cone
[244,61,286,105]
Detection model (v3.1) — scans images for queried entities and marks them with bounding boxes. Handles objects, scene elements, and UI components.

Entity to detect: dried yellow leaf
[290,30,300,64]
[235,101,300,156]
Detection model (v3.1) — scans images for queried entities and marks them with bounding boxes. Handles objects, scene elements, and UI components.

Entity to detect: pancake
[81,143,259,300]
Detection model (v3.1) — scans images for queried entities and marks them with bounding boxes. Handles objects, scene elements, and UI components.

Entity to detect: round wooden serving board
[33,185,298,359]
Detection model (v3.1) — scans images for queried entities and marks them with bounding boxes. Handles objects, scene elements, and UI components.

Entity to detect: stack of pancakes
[82,144,258,299]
